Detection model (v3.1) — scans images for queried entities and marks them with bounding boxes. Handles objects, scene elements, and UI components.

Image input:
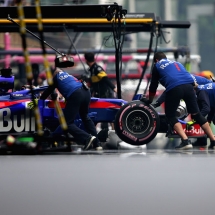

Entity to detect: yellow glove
[186,120,196,130]
[27,99,38,110]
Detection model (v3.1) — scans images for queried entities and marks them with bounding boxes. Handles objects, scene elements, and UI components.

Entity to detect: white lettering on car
[174,127,205,135]
[0,108,35,132]
[11,94,24,97]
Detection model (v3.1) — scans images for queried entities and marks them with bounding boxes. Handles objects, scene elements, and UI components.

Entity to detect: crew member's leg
[184,84,215,148]
[191,113,215,146]
[79,88,102,149]
[192,137,207,148]
[64,89,94,146]
[211,116,215,149]
[79,89,98,137]
[165,85,192,149]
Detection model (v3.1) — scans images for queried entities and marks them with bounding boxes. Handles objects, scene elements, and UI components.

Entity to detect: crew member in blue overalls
[194,82,215,149]
[151,74,213,107]
[152,74,214,149]
[39,67,102,150]
[140,52,215,150]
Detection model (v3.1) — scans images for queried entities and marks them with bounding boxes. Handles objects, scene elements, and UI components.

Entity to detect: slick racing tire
[114,101,160,146]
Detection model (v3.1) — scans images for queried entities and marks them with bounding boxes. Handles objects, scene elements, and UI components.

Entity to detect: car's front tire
[114,101,160,145]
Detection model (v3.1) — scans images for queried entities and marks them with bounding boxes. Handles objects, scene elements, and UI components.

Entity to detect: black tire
[114,100,160,146]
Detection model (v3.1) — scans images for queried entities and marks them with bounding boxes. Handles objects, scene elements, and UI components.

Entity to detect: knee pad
[167,117,179,127]
[191,113,207,126]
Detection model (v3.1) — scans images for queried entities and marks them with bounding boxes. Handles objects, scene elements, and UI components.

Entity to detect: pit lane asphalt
[0,146,215,215]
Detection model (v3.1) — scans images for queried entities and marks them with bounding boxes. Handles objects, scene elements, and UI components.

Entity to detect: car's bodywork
[0,78,127,136]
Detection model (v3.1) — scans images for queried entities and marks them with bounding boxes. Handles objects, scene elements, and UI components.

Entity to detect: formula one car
[0,68,128,153]
[0,68,206,154]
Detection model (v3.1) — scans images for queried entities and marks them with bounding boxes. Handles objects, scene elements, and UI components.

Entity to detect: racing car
[0,68,206,154]
[0,68,128,153]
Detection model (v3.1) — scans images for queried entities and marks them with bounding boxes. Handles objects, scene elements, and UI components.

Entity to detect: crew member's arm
[156,90,166,104]
[40,84,55,100]
[40,69,58,100]
[148,65,159,103]
[102,76,116,92]
[93,66,116,92]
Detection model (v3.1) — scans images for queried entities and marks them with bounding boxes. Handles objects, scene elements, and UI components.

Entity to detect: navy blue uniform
[191,74,212,85]
[197,83,215,122]
[193,83,215,146]
[149,59,194,95]
[40,70,99,145]
[157,74,213,105]
[195,88,210,117]
[198,83,215,109]
[149,58,199,125]
[54,71,82,100]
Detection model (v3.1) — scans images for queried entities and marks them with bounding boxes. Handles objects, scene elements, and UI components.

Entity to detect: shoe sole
[95,146,103,150]
[175,145,193,150]
[84,136,96,150]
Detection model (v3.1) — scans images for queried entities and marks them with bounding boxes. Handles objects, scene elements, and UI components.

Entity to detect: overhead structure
[0,4,190,32]
[0,3,191,98]
[0,47,191,55]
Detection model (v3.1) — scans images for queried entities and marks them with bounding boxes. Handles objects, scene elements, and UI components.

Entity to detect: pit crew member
[152,74,214,148]
[152,74,213,107]
[84,52,117,131]
[141,52,215,150]
[29,67,102,150]
[194,83,215,149]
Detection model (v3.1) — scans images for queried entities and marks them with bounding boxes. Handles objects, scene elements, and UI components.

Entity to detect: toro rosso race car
[0,68,128,153]
[0,68,206,153]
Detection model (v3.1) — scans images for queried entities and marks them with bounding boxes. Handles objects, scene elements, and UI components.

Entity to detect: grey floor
[0,145,215,215]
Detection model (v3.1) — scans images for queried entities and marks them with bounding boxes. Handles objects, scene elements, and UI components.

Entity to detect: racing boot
[84,135,97,150]
[94,142,103,151]
[92,137,103,151]
[208,140,215,150]
[84,135,103,151]
[175,139,193,150]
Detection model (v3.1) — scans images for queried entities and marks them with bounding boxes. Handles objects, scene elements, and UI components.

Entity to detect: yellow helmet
[199,70,214,79]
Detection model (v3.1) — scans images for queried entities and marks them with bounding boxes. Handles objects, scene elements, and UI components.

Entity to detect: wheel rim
[125,110,151,134]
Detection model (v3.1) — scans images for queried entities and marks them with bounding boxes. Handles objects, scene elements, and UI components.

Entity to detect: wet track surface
[1,143,215,215]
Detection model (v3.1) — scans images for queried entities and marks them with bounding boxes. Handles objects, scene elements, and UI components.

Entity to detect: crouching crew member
[141,52,215,150]
[30,67,102,151]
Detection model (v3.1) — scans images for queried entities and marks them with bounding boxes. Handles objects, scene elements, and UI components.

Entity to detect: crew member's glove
[151,101,161,108]
[27,99,38,110]
[186,120,196,130]
[140,95,151,105]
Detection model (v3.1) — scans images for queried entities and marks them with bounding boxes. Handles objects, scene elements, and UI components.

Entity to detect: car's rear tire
[114,101,160,146]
